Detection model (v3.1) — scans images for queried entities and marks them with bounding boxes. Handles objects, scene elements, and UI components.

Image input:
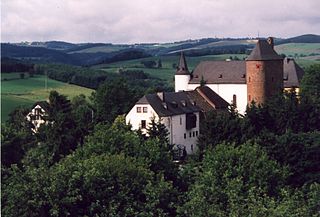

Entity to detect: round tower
[175,52,190,92]
[246,37,284,105]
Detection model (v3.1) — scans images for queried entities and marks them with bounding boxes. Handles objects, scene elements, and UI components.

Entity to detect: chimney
[267,37,274,49]
[157,92,165,101]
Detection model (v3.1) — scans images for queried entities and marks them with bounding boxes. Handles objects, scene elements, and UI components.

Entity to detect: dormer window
[162,103,168,109]
[219,74,223,78]
[143,107,148,113]
[181,100,187,107]
[137,107,141,113]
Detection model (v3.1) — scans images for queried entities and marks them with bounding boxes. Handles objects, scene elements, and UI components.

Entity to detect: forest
[1,64,320,216]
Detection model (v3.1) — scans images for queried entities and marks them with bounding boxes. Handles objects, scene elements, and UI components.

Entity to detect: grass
[94,54,248,83]
[275,43,320,56]
[1,73,94,122]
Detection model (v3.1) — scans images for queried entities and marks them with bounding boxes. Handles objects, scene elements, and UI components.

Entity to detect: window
[180,117,182,125]
[193,131,195,137]
[249,95,251,102]
[184,133,186,139]
[35,108,41,120]
[137,107,141,113]
[141,120,146,129]
[249,77,251,82]
[196,131,198,136]
[271,77,274,82]
[143,107,148,113]
[189,132,192,138]
[191,144,194,152]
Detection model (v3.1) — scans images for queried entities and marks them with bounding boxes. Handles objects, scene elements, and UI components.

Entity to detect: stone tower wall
[246,60,283,104]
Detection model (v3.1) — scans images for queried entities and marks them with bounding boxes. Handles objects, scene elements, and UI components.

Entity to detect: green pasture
[95,54,248,82]
[275,43,320,56]
[1,73,94,122]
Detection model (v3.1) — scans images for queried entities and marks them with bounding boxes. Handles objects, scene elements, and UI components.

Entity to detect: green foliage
[198,109,242,151]
[256,131,320,187]
[180,143,319,217]
[2,154,174,217]
[301,63,320,105]
[93,79,138,123]
[147,118,170,148]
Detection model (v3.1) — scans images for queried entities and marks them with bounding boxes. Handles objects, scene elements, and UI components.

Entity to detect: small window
[193,131,195,137]
[249,95,251,102]
[184,133,186,139]
[143,107,148,113]
[35,108,41,120]
[189,132,192,138]
[191,144,194,151]
[141,120,146,129]
[196,131,198,136]
[249,77,251,82]
[137,107,141,113]
[180,117,182,125]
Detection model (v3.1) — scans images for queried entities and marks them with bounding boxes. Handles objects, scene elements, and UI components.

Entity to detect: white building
[26,101,50,133]
[126,86,229,154]
[175,39,305,114]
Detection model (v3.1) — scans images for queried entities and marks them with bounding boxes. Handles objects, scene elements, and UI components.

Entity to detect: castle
[175,37,304,114]
[126,37,304,154]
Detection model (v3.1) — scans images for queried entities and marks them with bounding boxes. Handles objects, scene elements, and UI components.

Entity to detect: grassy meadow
[1,73,93,122]
[94,54,248,83]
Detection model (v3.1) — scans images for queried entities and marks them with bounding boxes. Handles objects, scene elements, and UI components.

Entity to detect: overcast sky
[1,0,320,43]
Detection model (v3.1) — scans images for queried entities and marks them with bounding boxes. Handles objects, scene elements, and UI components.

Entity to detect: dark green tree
[93,79,138,123]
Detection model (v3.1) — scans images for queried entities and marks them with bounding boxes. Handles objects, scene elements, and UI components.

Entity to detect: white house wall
[26,105,47,133]
[175,75,190,92]
[188,83,248,114]
[162,113,199,154]
[126,104,159,134]
[126,104,200,154]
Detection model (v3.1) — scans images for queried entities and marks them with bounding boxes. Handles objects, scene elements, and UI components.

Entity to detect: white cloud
[1,0,320,43]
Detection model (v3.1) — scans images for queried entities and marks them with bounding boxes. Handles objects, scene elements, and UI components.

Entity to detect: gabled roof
[190,61,246,84]
[246,39,283,61]
[176,52,190,75]
[32,101,50,112]
[136,88,229,117]
[283,58,305,88]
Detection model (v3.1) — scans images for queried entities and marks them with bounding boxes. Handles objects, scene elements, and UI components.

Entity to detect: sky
[1,0,320,43]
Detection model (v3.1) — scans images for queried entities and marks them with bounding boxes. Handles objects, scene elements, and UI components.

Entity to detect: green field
[1,73,94,122]
[275,43,320,56]
[94,54,248,83]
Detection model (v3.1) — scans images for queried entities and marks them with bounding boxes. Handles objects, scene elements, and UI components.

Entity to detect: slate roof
[32,101,50,112]
[246,39,283,61]
[136,87,229,117]
[190,61,246,84]
[283,58,305,88]
[176,52,190,75]
[189,59,304,87]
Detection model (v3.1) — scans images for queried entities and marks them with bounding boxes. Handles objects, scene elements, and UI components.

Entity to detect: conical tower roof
[176,52,190,75]
[246,39,283,61]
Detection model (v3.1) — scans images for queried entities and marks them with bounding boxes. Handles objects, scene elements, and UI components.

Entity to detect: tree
[181,143,311,217]
[147,118,170,149]
[300,64,320,105]
[19,73,25,79]
[158,59,162,68]
[2,154,175,217]
[93,79,138,123]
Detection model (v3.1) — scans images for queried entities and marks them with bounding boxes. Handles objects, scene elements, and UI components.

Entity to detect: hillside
[2,34,319,67]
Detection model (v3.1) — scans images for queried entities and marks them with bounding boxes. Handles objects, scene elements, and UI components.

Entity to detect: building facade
[126,87,229,154]
[175,37,304,114]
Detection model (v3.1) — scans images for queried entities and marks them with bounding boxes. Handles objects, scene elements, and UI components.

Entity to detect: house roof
[246,39,283,61]
[136,87,229,117]
[189,58,304,87]
[176,52,190,75]
[190,61,246,84]
[283,58,305,88]
[32,101,50,112]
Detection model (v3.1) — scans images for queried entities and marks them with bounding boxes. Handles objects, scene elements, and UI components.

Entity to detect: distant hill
[2,34,319,66]
[277,34,320,44]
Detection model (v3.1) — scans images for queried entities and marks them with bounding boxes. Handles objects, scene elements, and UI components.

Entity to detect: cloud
[1,0,320,43]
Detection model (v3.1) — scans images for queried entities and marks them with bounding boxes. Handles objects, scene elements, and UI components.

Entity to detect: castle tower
[175,52,190,92]
[246,37,284,105]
